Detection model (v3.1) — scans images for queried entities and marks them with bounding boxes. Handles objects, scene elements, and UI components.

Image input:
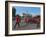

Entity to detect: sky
[14,6,40,16]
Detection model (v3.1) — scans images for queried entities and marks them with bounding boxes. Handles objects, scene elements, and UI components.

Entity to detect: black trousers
[14,23,20,28]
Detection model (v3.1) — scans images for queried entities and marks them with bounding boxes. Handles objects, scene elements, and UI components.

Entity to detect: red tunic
[15,16,20,23]
[24,17,30,23]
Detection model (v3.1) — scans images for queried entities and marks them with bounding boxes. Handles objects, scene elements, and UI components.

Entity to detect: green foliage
[12,7,16,17]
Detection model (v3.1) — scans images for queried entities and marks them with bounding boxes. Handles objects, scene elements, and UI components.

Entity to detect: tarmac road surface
[12,20,40,30]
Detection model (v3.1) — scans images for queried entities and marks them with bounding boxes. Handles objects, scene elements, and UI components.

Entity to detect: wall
[0,0,46,37]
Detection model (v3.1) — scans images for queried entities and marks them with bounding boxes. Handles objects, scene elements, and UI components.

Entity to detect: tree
[12,7,16,17]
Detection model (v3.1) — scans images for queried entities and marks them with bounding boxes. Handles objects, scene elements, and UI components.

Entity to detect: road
[12,20,40,30]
